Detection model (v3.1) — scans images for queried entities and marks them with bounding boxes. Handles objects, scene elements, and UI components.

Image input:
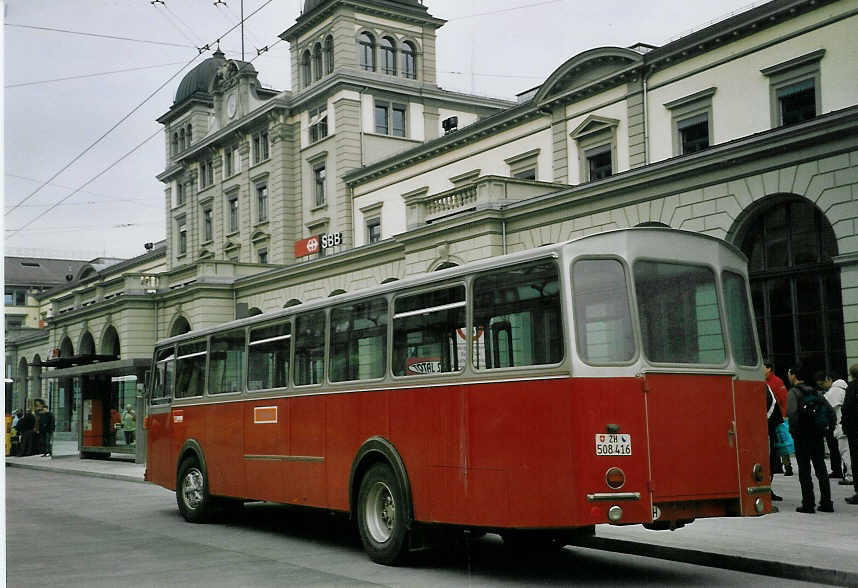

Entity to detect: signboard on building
[294,232,342,258]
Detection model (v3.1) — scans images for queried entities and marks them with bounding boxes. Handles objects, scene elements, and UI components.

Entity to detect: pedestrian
[765,360,793,475]
[11,409,22,430]
[819,371,851,485]
[766,383,784,503]
[16,408,36,457]
[37,402,55,457]
[122,404,136,445]
[787,364,834,513]
[816,371,844,478]
[843,364,858,505]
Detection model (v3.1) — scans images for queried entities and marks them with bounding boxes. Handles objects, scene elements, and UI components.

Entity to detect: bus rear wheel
[357,462,409,565]
[177,457,213,523]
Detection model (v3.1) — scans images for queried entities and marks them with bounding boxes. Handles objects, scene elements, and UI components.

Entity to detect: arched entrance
[17,358,28,407]
[79,331,95,356]
[737,196,845,378]
[58,336,76,434]
[31,355,42,403]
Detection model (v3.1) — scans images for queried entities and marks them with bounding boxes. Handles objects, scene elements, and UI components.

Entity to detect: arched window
[101,325,120,358]
[79,331,95,356]
[172,133,179,155]
[435,262,458,271]
[170,316,191,337]
[247,307,263,317]
[179,128,186,151]
[284,299,302,308]
[324,35,334,74]
[739,196,844,377]
[313,43,323,81]
[401,41,416,79]
[359,32,375,72]
[302,50,312,87]
[187,123,192,146]
[329,289,346,297]
[380,37,396,75]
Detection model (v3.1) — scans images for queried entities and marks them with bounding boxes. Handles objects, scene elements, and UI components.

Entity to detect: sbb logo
[306,237,319,252]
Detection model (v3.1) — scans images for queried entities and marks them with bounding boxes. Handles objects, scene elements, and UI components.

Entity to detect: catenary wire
[6,62,186,88]
[3,23,194,49]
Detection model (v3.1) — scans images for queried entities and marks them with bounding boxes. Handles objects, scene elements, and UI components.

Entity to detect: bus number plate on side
[595,434,632,456]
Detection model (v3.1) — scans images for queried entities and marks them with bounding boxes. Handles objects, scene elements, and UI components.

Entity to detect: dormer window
[359,32,375,72]
[380,37,396,75]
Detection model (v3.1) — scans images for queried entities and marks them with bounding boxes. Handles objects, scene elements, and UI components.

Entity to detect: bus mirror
[143,370,151,394]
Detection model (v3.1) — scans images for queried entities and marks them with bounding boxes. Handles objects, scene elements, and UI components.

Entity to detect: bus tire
[177,457,213,523]
[357,462,409,565]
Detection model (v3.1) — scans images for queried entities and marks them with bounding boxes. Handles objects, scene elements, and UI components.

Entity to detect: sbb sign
[294,232,342,257]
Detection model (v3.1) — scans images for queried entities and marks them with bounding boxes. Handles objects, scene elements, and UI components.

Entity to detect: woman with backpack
[787,364,835,513]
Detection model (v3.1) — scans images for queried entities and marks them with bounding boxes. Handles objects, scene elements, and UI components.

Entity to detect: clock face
[227,94,237,118]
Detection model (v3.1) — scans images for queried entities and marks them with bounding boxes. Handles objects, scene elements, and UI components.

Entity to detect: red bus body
[145,229,771,560]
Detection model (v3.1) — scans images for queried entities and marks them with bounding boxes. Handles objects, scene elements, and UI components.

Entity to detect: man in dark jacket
[36,400,56,457]
[787,364,834,513]
[16,408,36,456]
[844,364,858,505]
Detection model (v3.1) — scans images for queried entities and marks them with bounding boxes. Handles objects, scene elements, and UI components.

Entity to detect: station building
[6,0,858,461]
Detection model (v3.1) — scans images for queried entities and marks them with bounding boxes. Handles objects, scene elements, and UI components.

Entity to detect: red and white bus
[144,228,772,564]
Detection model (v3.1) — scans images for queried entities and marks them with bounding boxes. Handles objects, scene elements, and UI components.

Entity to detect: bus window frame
[391,281,468,380]
[632,257,730,369]
[206,327,247,397]
[569,255,639,367]
[246,318,293,395]
[293,309,328,388]
[329,296,390,384]
[150,345,176,406]
[174,338,209,401]
[471,257,568,373]
[720,267,762,369]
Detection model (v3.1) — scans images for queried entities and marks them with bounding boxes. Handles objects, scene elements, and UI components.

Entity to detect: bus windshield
[634,260,726,365]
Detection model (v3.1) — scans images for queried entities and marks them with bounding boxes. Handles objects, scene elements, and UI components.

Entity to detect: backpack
[797,387,835,436]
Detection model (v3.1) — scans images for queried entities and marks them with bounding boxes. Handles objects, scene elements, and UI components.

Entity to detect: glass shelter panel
[248,322,291,391]
[634,262,726,364]
[572,259,635,363]
[473,260,563,370]
[393,286,466,376]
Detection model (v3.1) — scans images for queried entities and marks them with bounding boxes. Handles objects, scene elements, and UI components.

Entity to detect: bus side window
[330,297,388,382]
[473,260,563,370]
[175,340,207,398]
[295,311,326,386]
[209,329,245,394]
[572,259,635,364]
[392,285,466,376]
[151,348,175,405]
[248,322,291,391]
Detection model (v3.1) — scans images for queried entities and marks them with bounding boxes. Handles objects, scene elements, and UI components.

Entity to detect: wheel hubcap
[182,468,204,510]
[365,481,395,543]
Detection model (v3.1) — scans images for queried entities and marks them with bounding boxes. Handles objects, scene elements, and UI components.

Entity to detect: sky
[3,0,760,261]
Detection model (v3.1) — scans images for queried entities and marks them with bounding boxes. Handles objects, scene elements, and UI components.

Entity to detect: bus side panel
[175,405,206,479]
[733,379,770,515]
[467,379,577,526]
[146,410,174,489]
[244,399,288,502]
[204,401,245,498]
[324,390,390,512]
[285,396,326,507]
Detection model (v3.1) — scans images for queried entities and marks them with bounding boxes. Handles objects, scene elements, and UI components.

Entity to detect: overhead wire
[6,62,186,89]
[5,0,277,233]
[3,23,194,49]
[447,0,565,21]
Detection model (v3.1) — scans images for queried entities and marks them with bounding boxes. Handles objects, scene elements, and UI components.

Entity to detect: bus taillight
[605,467,625,489]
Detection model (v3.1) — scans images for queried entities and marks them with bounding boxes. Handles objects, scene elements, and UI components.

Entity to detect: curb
[579,536,858,587]
[5,460,147,484]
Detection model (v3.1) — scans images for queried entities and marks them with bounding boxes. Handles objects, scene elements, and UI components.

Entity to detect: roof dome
[303,0,423,13]
[174,50,228,105]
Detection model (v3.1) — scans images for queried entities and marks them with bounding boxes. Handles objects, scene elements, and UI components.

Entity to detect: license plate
[595,434,632,456]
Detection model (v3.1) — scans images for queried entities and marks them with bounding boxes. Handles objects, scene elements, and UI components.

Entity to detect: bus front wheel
[357,462,409,565]
[177,457,213,523]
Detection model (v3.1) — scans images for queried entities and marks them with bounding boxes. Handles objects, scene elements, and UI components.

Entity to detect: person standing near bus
[122,404,136,445]
[787,365,834,513]
[16,408,35,456]
[766,383,784,503]
[815,371,844,478]
[765,361,793,475]
[843,364,858,505]
[37,401,55,457]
